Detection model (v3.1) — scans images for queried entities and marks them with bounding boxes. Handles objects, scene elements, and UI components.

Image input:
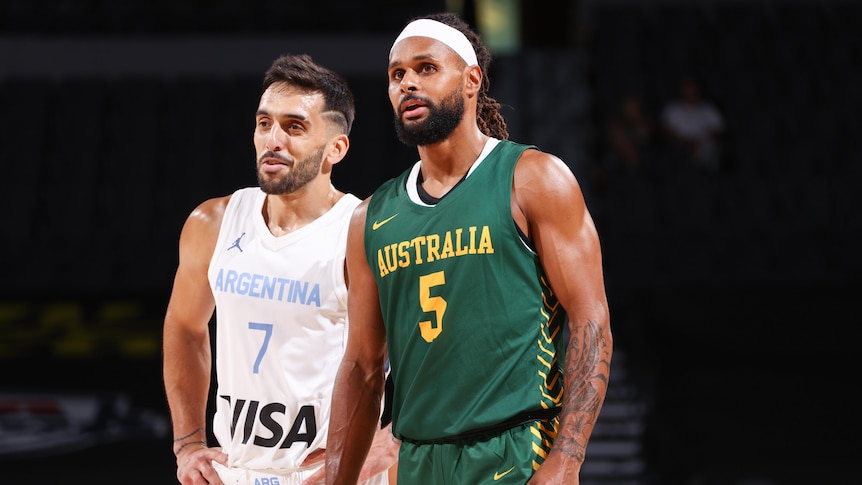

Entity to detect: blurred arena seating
[582,1,859,483]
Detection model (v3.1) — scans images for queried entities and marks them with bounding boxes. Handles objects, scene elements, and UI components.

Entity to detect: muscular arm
[512,151,613,484]
[163,196,230,484]
[325,200,390,484]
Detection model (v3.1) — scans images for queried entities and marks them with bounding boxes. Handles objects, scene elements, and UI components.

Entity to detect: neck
[417,125,488,175]
[263,182,342,236]
[416,127,489,200]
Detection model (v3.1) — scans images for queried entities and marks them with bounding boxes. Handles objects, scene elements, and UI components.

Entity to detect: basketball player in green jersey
[326,12,612,485]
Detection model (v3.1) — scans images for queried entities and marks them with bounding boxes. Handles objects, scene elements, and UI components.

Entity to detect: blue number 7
[248,322,273,374]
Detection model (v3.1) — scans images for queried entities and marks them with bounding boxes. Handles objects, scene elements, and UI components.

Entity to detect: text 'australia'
[376,225,494,277]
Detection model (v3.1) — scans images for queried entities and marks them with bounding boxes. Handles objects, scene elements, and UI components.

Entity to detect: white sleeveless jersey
[208,187,361,470]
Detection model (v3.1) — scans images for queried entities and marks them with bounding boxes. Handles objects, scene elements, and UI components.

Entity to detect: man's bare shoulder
[179,194,234,247]
[351,194,373,221]
[515,147,569,171]
[514,148,579,192]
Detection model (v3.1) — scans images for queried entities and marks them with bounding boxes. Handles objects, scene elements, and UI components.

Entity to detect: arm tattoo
[174,427,204,442]
[554,318,611,462]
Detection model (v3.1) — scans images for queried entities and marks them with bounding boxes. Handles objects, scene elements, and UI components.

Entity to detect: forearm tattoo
[555,318,611,462]
[174,427,204,442]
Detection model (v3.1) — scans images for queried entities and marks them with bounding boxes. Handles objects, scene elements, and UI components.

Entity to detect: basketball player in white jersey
[163,54,398,485]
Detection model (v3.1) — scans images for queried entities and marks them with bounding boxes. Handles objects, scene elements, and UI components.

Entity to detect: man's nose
[266,123,287,151]
[400,70,420,92]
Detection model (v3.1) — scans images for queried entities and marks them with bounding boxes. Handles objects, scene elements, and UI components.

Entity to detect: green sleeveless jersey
[365,139,567,441]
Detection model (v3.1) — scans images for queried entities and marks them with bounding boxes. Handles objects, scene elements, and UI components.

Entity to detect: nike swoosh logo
[372,213,399,230]
[493,466,515,480]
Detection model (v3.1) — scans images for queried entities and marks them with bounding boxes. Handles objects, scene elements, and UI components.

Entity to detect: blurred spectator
[594,93,657,191]
[607,93,656,174]
[660,74,724,173]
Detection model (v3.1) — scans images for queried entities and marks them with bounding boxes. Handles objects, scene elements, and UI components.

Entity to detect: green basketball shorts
[396,417,558,484]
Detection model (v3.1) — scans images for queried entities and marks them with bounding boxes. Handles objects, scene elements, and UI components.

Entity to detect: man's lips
[261,162,284,173]
[401,100,427,120]
[260,155,292,173]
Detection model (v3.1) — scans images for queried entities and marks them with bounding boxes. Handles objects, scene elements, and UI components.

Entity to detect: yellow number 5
[419,271,447,342]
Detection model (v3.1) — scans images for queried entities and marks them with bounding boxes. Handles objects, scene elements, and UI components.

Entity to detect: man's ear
[465,65,483,97]
[326,133,350,166]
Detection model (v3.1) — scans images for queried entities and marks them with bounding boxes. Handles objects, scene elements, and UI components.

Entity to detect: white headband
[390,19,478,67]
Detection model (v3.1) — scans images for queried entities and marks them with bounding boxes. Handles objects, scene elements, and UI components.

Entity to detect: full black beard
[257,146,325,195]
[393,87,464,147]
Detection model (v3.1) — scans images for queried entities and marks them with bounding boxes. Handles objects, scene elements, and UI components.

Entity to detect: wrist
[173,426,206,456]
[174,439,207,456]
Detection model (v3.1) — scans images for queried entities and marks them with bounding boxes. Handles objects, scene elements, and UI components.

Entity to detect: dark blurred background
[1,0,858,483]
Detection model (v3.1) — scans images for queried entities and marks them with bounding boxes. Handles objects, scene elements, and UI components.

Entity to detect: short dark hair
[262,54,356,135]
